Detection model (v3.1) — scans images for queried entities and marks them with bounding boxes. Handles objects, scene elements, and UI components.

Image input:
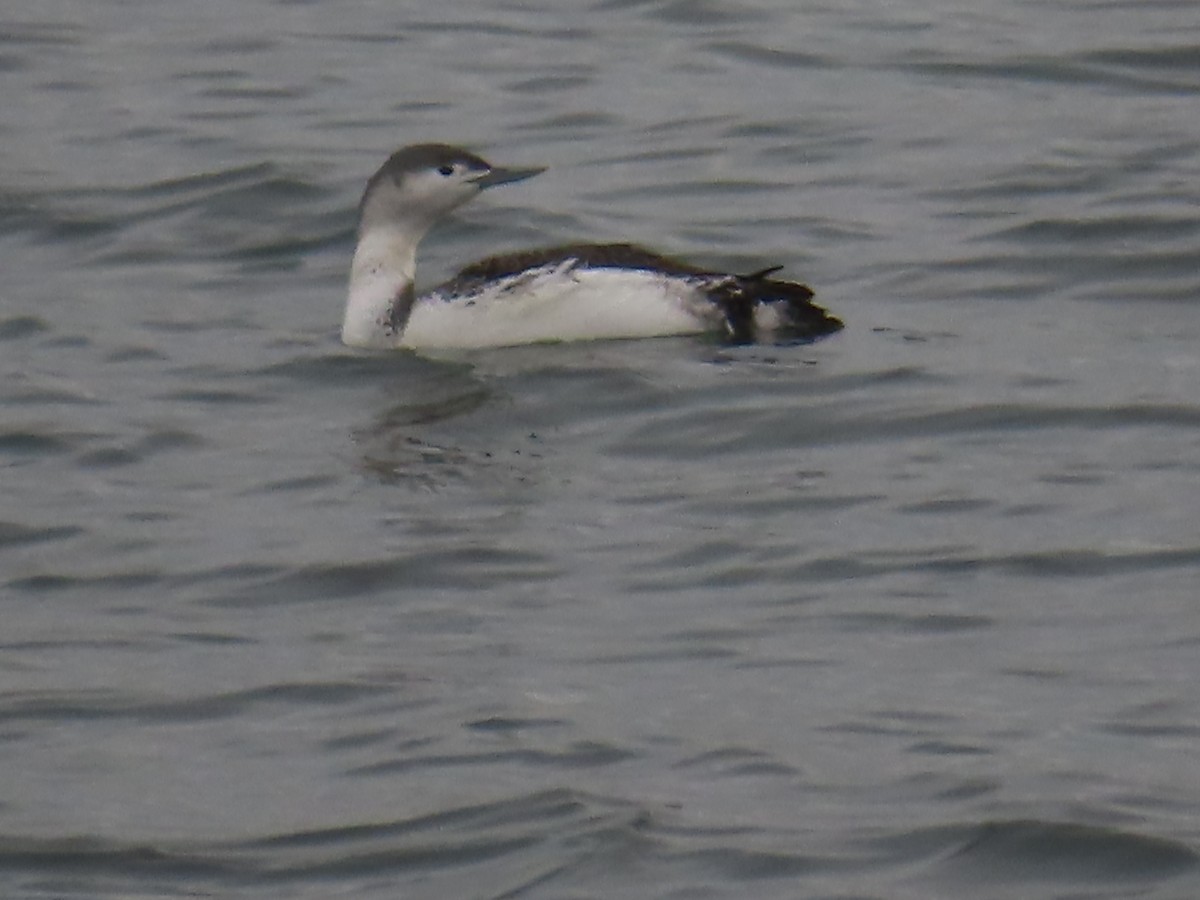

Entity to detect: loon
[343,143,842,350]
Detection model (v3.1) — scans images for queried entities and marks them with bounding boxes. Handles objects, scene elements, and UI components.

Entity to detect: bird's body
[343,144,842,350]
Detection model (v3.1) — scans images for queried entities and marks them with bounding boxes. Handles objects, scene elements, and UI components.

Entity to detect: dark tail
[712,270,843,344]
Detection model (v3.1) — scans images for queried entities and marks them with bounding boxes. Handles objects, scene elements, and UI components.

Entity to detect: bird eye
[437,165,455,177]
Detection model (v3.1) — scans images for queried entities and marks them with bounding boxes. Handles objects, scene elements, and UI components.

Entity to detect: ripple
[197,549,559,606]
[613,401,1200,459]
[991,214,1200,245]
[0,521,83,549]
[935,818,1198,884]
[893,48,1200,94]
[347,741,636,777]
[0,430,76,457]
[0,315,48,340]
[703,41,830,70]
[674,746,800,778]
[0,681,389,726]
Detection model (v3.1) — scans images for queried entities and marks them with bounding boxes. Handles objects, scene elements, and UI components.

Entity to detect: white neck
[342,225,423,348]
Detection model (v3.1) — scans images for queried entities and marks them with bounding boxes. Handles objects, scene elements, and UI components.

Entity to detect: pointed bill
[472,165,546,189]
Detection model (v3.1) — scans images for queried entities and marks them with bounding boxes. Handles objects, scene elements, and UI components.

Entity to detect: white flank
[399,266,721,350]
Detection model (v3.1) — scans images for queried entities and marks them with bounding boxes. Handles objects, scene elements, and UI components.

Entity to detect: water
[3,0,1200,897]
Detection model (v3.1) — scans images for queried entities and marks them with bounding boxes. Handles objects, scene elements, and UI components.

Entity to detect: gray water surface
[3,1,1200,898]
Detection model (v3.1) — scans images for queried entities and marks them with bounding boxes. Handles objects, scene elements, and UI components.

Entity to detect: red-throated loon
[342,143,842,349]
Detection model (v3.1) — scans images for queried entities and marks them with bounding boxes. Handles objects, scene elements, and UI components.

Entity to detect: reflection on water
[355,386,499,488]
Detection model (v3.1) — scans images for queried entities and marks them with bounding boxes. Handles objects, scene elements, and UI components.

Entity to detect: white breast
[399,266,721,349]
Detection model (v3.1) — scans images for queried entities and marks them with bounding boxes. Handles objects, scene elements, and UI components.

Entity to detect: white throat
[342,226,422,348]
